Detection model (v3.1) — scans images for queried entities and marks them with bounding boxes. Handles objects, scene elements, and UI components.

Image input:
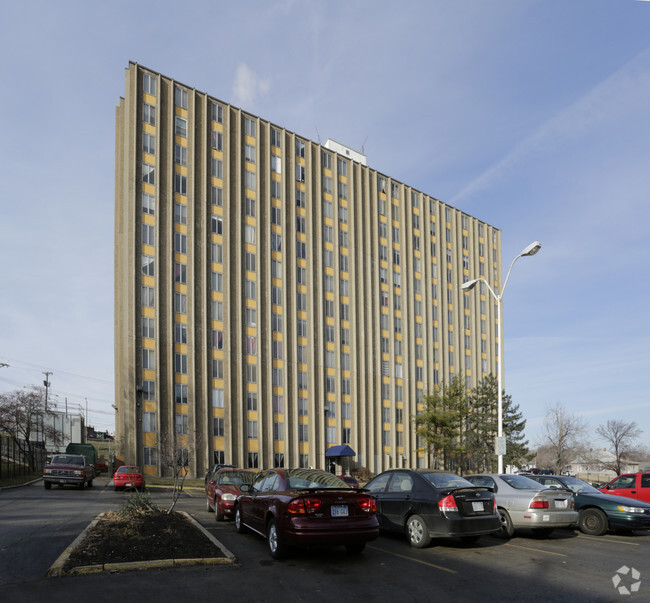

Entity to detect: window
[245,280,256,300]
[175,414,188,435]
[143,446,157,466]
[296,164,305,182]
[272,312,283,333]
[245,224,256,244]
[212,388,224,408]
[211,185,223,206]
[299,424,309,442]
[211,103,223,123]
[271,128,282,147]
[212,330,223,350]
[246,392,258,411]
[295,139,305,158]
[174,232,187,254]
[142,316,155,339]
[271,155,282,174]
[143,132,155,154]
[212,300,223,321]
[213,417,225,437]
[174,292,187,314]
[247,452,259,469]
[141,255,154,276]
[247,420,258,439]
[174,174,187,195]
[211,130,223,151]
[143,411,156,432]
[272,233,282,252]
[213,358,223,379]
[246,362,257,384]
[174,262,186,284]
[175,144,187,166]
[142,348,155,370]
[245,143,255,164]
[174,203,187,224]
[174,322,187,344]
[212,243,223,264]
[211,215,223,235]
[246,307,257,327]
[245,170,256,191]
[296,188,305,208]
[175,353,187,374]
[142,224,154,246]
[142,192,155,215]
[244,117,256,137]
[175,383,188,404]
[175,87,188,109]
[274,422,284,441]
[212,157,223,179]
[142,163,155,185]
[271,206,282,225]
[175,116,187,137]
[323,175,332,194]
[143,73,156,96]
[142,103,155,126]
[245,196,256,218]
[142,285,154,307]
[337,158,348,177]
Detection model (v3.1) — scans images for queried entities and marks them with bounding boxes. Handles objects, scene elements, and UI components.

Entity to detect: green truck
[65,443,98,477]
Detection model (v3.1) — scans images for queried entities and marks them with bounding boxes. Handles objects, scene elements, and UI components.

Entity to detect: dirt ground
[62,509,225,572]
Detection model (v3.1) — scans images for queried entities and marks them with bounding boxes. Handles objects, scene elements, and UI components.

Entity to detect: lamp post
[462,241,541,474]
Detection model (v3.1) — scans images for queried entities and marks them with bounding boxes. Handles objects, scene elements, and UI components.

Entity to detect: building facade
[114,62,502,477]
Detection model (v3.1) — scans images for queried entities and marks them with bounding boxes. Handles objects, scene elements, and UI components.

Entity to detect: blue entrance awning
[325,445,356,457]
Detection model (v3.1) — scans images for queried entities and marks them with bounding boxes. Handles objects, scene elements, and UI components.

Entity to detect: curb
[47,511,236,577]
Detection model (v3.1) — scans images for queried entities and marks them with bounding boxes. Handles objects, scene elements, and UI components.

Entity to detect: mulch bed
[63,510,225,572]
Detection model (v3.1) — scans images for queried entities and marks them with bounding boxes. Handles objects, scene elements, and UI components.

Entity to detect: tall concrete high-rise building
[114,62,502,477]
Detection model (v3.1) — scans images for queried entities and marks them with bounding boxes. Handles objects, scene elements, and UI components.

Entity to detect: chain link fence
[0,434,47,481]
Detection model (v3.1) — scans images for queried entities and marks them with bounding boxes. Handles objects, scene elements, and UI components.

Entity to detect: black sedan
[364,469,501,547]
[528,474,650,535]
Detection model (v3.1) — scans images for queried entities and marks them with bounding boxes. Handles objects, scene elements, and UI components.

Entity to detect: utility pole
[42,371,53,410]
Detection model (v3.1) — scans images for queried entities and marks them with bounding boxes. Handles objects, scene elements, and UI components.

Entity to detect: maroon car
[235,468,379,559]
[206,468,256,521]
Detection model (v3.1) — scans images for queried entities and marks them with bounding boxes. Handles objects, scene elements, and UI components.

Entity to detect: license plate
[472,501,484,512]
[125,483,132,487]
[331,505,349,517]
[554,499,567,509]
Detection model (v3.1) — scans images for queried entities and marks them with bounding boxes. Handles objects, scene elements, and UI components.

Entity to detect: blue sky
[1,1,649,449]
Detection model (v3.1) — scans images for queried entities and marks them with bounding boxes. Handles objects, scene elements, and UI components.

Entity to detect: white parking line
[368,545,457,573]
[505,543,567,557]
[578,535,641,546]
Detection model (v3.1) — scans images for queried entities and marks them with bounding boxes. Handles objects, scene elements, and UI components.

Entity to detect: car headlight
[222,493,236,501]
[617,505,645,514]
[44,469,52,474]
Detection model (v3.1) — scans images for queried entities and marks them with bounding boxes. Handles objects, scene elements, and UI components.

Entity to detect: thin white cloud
[450,45,650,207]
[232,63,270,108]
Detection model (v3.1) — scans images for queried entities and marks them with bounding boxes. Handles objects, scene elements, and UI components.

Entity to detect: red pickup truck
[599,472,650,504]
[43,453,95,490]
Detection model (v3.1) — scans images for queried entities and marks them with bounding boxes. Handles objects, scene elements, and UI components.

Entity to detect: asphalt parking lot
[2,477,649,602]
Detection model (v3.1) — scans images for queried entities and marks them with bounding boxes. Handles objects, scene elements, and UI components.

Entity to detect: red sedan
[235,468,379,559]
[206,468,257,521]
[338,475,360,489]
[113,466,145,491]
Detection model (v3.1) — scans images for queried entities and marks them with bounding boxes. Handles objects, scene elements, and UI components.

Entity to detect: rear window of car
[117,466,139,473]
[422,473,475,488]
[286,469,347,489]
[501,475,543,490]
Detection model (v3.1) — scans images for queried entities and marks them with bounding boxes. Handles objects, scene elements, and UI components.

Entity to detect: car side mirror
[606,484,611,489]
[240,483,252,492]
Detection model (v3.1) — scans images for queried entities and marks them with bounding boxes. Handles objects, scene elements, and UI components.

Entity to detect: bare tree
[540,403,587,474]
[158,429,201,514]
[0,386,63,470]
[596,420,643,475]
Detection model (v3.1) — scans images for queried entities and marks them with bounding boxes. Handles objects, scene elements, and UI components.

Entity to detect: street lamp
[462,240,541,474]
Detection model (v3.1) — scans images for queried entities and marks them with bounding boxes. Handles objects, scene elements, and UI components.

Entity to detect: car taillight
[357,497,377,513]
[287,497,322,514]
[439,494,458,512]
[530,497,549,509]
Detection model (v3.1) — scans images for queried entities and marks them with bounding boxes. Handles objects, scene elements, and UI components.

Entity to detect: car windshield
[117,466,139,473]
[218,471,255,486]
[422,473,475,488]
[52,455,83,465]
[500,475,544,490]
[286,469,348,489]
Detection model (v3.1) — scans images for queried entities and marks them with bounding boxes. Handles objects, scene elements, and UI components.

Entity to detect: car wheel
[579,508,608,536]
[531,528,554,538]
[267,519,288,560]
[234,506,247,534]
[215,501,225,522]
[345,542,366,554]
[406,514,432,548]
[78,480,85,490]
[44,481,51,490]
[206,497,214,512]
[497,508,515,539]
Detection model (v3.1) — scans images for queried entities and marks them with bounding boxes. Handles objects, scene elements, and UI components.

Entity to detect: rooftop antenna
[361,136,368,155]
[315,127,321,144]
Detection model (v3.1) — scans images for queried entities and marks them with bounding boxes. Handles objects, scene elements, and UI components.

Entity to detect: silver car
[465,474,578,538]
